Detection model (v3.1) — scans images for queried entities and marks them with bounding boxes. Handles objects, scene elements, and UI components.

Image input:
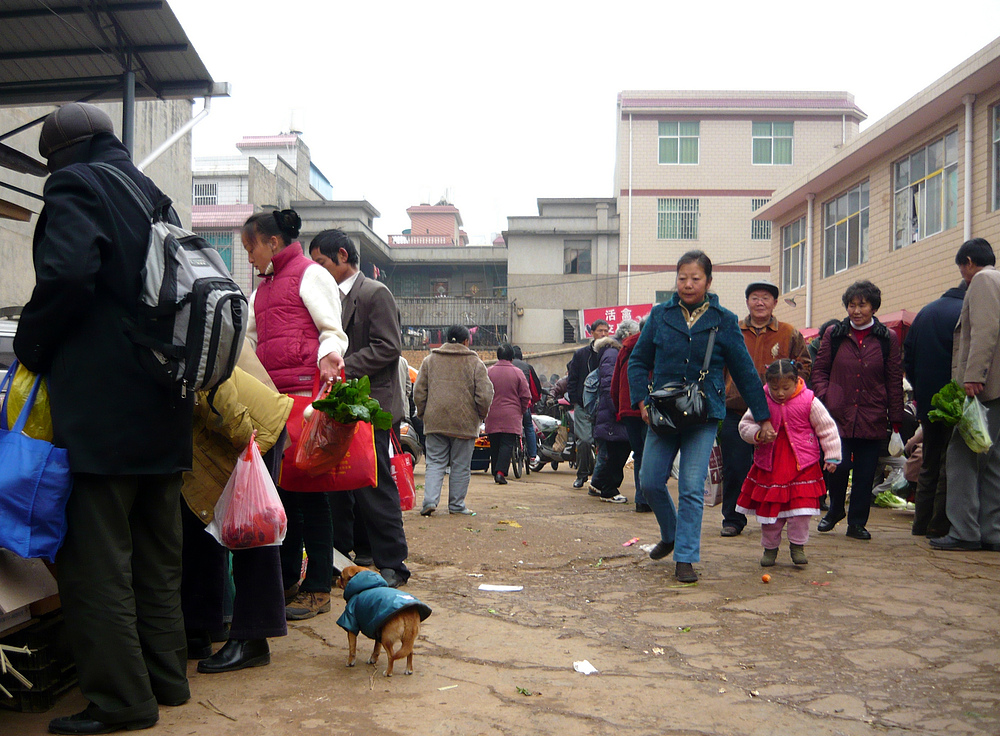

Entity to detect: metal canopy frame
[0,0,228,155]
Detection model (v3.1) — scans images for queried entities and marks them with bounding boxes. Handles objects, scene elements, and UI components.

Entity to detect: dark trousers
[719,411,754,531]
[329,424,410,581]
[624,417,647,506]
[590,439,632,496]
[488,432,518,477]
[913,419,952,537]
[181,506,286,641]
[57,472,187,724]
[278,488,333,593]
[825,437,882,528]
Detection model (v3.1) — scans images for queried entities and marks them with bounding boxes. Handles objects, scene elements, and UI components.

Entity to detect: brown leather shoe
[285,591,331,620]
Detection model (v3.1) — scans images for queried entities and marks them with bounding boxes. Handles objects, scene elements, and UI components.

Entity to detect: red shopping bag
[325,421,379,490]
[207,433,288,549]
[389,431,415,511]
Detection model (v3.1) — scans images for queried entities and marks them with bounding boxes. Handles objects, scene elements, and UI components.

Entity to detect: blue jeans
[522,410,537,459]
[639,421,718,563]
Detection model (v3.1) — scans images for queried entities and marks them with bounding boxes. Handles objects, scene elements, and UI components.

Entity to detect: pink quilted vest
[753,382,821,472]
[254,242,321,393]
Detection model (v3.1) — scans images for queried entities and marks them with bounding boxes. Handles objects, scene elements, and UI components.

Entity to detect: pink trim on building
[192,204,254,228]
[621,264,769,273]
[620,189,774,198]
[619,96,859,111]
[237,135,298,148]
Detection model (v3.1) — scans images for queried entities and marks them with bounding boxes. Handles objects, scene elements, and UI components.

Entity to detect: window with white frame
[200,230,234,271]
[563,309,580,343]
[564,240,592,274]
[658,121,699,164]
[751,198,772,240]
[993,105,1000,211]
[193,182,218,206]
[823,182,869,277]
[752,122,793,165]
[893,130,958,248]
[782,216,806,293]
[657,198,699,240]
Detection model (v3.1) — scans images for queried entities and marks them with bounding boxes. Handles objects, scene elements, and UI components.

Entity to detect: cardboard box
[0,604,30,634]
[0,550,59,616]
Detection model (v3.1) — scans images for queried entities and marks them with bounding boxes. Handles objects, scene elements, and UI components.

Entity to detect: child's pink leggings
[761,515,811,548]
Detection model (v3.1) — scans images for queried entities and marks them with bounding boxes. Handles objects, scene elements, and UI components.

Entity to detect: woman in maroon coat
[485,343,532,484]
[811,281,904,540]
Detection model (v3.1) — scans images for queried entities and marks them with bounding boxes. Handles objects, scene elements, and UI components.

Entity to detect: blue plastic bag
[0,360,72,562]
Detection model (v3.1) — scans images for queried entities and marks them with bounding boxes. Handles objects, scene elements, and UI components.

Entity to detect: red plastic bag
[207,433,288,549]
[295,410,357,475]
[389,431,415,511]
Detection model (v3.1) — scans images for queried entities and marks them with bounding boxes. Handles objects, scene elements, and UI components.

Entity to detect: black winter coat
[566,341,600,408]
[15,134,193,474]
[903,284,966,423]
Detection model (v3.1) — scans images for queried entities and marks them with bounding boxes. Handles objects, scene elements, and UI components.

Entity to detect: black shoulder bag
[646,327,717,435]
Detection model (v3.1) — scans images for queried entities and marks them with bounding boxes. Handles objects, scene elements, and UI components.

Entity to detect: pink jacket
[739,381,841,472]
[484,360,531,435]
[254,243,320,393]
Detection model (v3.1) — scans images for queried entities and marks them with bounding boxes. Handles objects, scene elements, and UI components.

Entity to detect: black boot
[197,638,270,674]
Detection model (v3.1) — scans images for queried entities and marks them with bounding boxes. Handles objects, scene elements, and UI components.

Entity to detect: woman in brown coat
[811,280,904,540]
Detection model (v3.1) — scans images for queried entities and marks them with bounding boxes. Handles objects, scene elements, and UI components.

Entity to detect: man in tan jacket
[413,325,494,516]
[932,238,1000,552]
[719,280,811,537]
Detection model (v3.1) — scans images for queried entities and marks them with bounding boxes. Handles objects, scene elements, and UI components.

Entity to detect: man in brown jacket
[719,280,811,536]
[931,238,1000,551]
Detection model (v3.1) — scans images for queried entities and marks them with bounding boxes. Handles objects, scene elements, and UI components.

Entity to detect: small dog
[335,565,432,676]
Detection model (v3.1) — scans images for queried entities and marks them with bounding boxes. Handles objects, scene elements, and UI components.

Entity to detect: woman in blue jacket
[628,251,773,583]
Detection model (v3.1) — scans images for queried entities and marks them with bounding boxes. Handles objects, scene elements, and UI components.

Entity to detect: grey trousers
[57,472,188,724]
[422,434,476,512]
[945,396,1000,544]
[574,405,595,479]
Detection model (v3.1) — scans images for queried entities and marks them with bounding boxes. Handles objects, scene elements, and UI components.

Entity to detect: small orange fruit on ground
[761,574,771,583]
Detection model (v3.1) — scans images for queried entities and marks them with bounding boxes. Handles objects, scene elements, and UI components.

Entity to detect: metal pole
[122,68,135,158]
[138,96,212,171]
[963,94,975,241]
[805,194,815,328]
[627,113,633,304]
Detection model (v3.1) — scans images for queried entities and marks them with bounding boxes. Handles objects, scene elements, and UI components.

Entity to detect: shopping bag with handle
[389,430,416,511]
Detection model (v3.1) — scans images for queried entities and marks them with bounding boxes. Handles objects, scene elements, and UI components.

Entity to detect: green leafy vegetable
[311,376,393,431]
[927,380,965,426]
[873,490,907,509]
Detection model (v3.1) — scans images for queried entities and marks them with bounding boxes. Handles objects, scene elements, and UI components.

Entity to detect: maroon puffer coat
[810,318,904,440]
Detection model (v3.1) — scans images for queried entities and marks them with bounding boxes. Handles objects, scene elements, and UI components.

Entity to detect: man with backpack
[566,319,609,489]
[15,103,194,734]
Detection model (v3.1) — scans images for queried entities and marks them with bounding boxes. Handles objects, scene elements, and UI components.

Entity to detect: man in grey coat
[931,238,1000,552]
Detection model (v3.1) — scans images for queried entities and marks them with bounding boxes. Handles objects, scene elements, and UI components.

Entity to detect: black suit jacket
[341,271,405,422]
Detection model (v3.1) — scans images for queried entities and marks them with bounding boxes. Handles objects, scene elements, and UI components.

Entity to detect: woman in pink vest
[736,359,841,568]
[243,209,348,622]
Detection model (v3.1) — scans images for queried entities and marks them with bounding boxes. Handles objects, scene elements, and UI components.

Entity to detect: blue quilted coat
[336,570,432,640]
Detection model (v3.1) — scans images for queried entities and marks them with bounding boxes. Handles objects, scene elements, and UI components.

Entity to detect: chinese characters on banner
[581,304,654,338]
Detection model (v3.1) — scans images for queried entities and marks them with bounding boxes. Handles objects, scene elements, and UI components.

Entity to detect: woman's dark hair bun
[273,209,301,239]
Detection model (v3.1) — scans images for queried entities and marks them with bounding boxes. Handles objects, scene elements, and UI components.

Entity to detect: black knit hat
[38,103,115,159]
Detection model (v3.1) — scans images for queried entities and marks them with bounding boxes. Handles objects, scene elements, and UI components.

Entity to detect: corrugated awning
[0,0,228,106]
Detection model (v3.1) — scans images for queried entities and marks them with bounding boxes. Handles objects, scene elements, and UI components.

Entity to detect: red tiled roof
[192,204,254,228]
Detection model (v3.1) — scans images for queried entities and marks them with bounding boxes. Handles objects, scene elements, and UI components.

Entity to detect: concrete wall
[770,84,1000,328]
[0,98,193,309]
[615,104,856,313]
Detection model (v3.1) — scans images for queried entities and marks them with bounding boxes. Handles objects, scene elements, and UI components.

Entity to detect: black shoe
[981,542,1000,552]
[634,503,653,513]
[720,525,741,537]
[573,478,586,489]
[817,513,844,532]
[49,710,157,735]
[197,638,270,674]
[186,630,213,660]
[845,525,871,540]
[494,473,507,485]
[819,497,829,511]
[352,554,374,567]
[675,562,698,583]
[928,535,981,551]
[380,568,408,588]
[649,540,674,560]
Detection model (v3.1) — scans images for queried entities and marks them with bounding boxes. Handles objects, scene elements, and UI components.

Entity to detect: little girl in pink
[737,359,841,567]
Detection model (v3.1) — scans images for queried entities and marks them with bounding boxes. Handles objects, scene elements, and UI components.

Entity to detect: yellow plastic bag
[6,363,54,442]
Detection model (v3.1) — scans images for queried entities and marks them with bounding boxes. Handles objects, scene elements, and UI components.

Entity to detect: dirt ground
[3,463,999,736]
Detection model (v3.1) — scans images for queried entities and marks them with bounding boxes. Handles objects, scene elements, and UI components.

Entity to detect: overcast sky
[169,0,1000,244]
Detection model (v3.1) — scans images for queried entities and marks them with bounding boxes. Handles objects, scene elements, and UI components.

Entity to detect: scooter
[529,398,582,472]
